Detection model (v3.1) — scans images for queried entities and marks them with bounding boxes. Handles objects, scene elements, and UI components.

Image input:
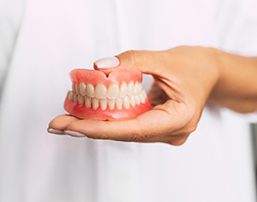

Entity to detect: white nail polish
[47,128,64,135]
[94,57,120,69]
[65,130,85,137]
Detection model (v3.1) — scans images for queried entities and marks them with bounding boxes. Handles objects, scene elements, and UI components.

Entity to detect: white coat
[1,0,257,201]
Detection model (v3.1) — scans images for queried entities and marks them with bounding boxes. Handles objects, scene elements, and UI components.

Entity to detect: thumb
[94,50,165,75]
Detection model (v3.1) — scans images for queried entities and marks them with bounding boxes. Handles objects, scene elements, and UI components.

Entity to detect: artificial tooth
[142,90,147,99]
[95,84,107,99]
[116,97,123,110]
[67,91,73,101]
[72,83,76,93]
[73,94,78,103]
[72,83,79,94]
[75,83,79,94]
[85,97,91,108]
[92,98,99,110]
[130,96,136,107]
[119,82,128,97]
[108,99,115,110]
[139,93,146,104]
[107,84,119,98]
[128,81,135,96]
[123,96,130,109]
[135,95,141,105]
[77,95,84,105]
[100,99,107,110]
[86,83,94,97]
[134,82,142,94]
[79,83,87,96]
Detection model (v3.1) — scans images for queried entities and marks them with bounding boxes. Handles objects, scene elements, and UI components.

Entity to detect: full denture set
[64,67,151,120]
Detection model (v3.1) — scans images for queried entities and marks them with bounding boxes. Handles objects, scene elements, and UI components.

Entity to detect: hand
[48,46,220,145]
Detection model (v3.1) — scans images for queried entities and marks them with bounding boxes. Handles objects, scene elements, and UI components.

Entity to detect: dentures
[64,67,151,120]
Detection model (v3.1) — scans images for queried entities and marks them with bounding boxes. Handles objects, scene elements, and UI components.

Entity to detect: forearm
[211,50,257,113]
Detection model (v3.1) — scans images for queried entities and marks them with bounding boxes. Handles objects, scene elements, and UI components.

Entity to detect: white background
[0,0,257,201]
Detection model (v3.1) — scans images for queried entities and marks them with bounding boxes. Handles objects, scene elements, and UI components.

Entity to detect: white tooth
[130,96,136,107]
[75,83,79,94]
[77,95,84,105]
[135,95,140,105]
[73,94,77,103]
[67,91,73,101]
[119,82,128,97]
[108,99,115,110]
[79,83,87,96]
[123,96,130,109]
[100,99,107,110]
[85,97,91,108]
[128,81,135,96]
[135,82,142,94]
[72,83,76,93]
[139,93,146,104]
[95,84,107,99]
[72,83,79,94]
[116,98,123,110]
[92,98,99,110]
[142,90,147,99]
[107,84,119,98]
[86,84,94,97]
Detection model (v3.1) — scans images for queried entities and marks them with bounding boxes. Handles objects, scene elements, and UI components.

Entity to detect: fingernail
[64,130,85,138]
[47,128,65,135]
[94,56,120,69]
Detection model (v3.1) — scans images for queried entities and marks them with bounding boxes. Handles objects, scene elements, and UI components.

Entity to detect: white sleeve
[217,0,257,121]
[217,0,257,55]
[0,0,24,89]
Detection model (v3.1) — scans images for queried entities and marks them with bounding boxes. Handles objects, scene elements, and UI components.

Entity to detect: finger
[65,100,190,142]
[48,114,79,134]
[116,50,167,75]
[163,133,190,146]
[93,56,120,69]
[134,133,190,144]
[94,50,169,76]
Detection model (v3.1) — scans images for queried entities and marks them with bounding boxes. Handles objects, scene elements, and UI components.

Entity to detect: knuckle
[123,49,135,57]
[124,50,137,66]
[167,137,188,146]
[180,121,198,134]
[66,119,82,130]
[125,49,136,56]
[66,123,76,131]
[175,45,188,50]
[165,133,190,146]
[186,125,197,134]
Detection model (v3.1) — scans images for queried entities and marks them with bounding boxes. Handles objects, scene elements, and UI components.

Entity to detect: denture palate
[67,81,147,111]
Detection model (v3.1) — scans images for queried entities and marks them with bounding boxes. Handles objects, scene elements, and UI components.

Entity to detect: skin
[48,46,257,145]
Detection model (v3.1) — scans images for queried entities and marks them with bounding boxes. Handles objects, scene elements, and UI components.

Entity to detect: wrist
[209,49,257,112]
[198,47,221,101]
[209,48,235,102]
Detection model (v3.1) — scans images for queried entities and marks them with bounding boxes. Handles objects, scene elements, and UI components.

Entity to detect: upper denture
[70,67,142,86]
